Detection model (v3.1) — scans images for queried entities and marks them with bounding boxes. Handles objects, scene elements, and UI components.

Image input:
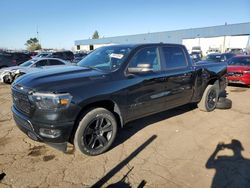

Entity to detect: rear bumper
[12,106,74,151]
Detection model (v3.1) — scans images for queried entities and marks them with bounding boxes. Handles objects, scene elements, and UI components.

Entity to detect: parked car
[226,48,244,55]
[25,51,38,58]
[190,53,202,62]
[0,53,18,68]
[226,55,250,86]
[191,46,203,58]
[0,52,31,68]
[206,53,236,62]
[33,52,52,59]
[11,43,227,156]
[206,53,222,62]
[220,53,236,62]
[48,51,74,62]
[0,58,71,84]
[206,48,221,55]
[73,52,88,63]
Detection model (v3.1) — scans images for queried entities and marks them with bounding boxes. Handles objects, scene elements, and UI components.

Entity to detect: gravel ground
[0,84,250,188]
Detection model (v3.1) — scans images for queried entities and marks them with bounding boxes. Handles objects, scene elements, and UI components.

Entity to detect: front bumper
[12,106,74,152]
[227,75,250,85]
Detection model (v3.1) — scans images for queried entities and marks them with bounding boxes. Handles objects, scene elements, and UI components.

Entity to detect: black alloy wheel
[83,116,113,150]
[198,84,219,112]
[74,108,118,156]
[207,89,217,109]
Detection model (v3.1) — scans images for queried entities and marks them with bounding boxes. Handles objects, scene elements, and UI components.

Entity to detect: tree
[92,30,99,39]
[25,37,42,51]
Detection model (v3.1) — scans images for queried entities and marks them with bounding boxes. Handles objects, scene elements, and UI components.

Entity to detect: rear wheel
[198,84,219,112]
[74,108,117,156]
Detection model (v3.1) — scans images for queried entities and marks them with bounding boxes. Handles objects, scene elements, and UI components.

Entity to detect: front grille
[12,89,32,115]
[227,72,243,77]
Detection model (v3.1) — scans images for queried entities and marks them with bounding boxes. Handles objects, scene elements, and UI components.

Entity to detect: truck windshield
[78,46,132,72]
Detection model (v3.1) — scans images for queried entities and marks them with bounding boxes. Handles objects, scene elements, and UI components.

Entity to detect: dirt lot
[0,84,250,188]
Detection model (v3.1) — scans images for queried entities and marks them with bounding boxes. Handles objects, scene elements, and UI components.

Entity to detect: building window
[89,45,94,51]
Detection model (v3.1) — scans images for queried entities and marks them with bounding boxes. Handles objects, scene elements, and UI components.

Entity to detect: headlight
[243,70,250,74]
[29,92,72,110]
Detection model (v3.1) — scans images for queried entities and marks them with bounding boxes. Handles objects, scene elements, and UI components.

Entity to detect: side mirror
[128,63,153,73]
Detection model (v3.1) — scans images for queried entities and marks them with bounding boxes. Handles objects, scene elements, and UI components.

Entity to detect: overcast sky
[0,0,249,50]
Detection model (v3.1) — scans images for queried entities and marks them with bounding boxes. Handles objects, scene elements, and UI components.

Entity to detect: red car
[227,56,250,86]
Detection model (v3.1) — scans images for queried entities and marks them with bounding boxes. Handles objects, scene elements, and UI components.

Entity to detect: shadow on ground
[92,135,157,188]
[113,104,196,149]
[206,139,250,188]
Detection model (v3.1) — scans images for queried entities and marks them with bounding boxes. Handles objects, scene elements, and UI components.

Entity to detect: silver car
[0,58,72,84]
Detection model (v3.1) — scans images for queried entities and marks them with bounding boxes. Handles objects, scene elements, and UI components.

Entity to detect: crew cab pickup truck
[11,44,227,156]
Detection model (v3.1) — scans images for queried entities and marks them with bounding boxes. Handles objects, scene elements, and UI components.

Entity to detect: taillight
[12,59,17,64]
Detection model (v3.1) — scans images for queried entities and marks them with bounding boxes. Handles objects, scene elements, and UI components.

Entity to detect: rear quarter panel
[191,61,227,102]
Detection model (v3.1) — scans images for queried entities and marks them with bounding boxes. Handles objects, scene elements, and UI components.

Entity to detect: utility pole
[222,22,227,52]
[36,25,39,41]
[36,25,42,50]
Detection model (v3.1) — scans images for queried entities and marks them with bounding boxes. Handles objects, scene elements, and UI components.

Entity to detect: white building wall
[182,35,249,55]
[75,23,250,54]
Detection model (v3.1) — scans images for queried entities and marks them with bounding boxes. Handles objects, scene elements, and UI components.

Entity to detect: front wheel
[74,108,117,156]
[3,74,14,84]
[198,84,219,112]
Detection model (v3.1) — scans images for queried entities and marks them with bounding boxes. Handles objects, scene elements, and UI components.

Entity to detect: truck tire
[216,97,232,109]
[74,108,117,156]
[198,84,219,112]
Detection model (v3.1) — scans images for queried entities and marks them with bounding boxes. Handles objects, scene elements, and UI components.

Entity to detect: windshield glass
[78,46,133,72]
[206,54,221,62]
[228,57,250,66]
[224,53,235,60]
[19,60,36,67]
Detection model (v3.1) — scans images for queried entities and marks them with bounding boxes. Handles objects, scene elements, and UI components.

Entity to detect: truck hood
[13,66,108,92]
[227,65,250,73]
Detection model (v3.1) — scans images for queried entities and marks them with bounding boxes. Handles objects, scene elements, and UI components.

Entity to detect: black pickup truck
[11,44,227,155]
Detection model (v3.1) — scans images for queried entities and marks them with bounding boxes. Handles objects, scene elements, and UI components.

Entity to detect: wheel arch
[69,99,124,143]
[207,78,220,92]
[207,77,219,86]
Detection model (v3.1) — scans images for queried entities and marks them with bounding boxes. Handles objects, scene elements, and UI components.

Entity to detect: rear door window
[161,46,187,69]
